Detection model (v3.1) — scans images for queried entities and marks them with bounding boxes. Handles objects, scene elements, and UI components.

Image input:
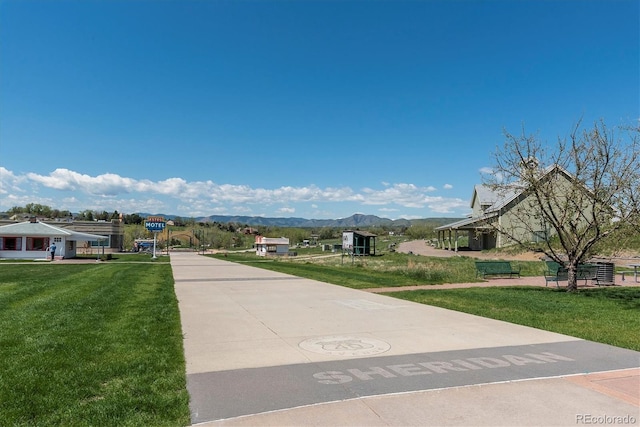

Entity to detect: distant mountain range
[137,213,461,228]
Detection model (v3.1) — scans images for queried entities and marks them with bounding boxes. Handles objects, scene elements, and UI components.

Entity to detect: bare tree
[484,119,640,291]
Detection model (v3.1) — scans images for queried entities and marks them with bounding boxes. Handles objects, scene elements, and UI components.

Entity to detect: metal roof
[255,237,290,245]
[343,230,377,237]
[472,184,520,213]
[435,212,497,231]
[484,165,574,213]
[472,184,498,207]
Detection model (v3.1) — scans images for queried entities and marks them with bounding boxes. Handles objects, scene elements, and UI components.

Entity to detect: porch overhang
[435,213,497,252]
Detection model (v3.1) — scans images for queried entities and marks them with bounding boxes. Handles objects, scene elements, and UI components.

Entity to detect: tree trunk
[567,265,579,292]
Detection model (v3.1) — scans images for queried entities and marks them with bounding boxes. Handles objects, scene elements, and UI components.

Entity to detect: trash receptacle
[595,262,615,285]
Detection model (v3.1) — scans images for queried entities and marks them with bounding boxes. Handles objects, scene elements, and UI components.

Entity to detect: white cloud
[0,167,472,218]
[479,167,493,175]
[479,166,504,182]
[277,207,296,214]
[361,183,438,207]
[1,193,52,208]
[26,169,137,195]
[427,198,469,214]
[443,184,453,189]
[0,167,26,195]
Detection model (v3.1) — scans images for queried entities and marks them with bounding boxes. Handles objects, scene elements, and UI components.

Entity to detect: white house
[255,236,290,257]
[0,220,108,260]
[0,218,125,253]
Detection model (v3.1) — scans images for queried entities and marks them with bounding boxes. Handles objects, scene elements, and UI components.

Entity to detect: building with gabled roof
[435,165,589,251]
[0,218,124,253]
[0,219,107,260]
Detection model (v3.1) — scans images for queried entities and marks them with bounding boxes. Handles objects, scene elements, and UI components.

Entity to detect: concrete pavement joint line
[563,368,640,406]
[333,299,408,310]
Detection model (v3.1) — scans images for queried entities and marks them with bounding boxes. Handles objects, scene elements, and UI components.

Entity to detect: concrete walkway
[171,252,640,426]
[363,274,640,293]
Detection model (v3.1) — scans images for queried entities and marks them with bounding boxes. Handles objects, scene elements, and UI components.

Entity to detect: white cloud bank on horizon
[0,167,471,218]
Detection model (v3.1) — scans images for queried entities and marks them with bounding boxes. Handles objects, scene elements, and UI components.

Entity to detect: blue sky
[1,0,638,220]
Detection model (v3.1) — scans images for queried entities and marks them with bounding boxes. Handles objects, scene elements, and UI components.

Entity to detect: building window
[531,230,548,243]
[266,245,277,252]
[27,237,48,251]
[0,237,22,251]
[90,237,109,247]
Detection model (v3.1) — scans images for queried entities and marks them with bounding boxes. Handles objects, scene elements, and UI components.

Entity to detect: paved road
[170,252,639,426]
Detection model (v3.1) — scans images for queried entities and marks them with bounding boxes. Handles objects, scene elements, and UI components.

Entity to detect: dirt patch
[396,239,639,265]
[396,240,541,261]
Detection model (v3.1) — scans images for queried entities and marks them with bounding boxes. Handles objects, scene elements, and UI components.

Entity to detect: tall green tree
[76,210,94,221]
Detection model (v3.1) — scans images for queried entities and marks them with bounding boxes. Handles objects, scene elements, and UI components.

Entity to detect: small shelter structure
[342,230,377,256]
[0,220,108,260]
[255,236,290,257]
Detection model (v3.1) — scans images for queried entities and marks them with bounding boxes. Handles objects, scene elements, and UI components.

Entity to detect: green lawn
[0,263,190,426]
[387,286,640,351]
[213,251,545,289]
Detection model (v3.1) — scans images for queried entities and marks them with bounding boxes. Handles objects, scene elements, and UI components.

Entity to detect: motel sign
[145,216,166,232]
[144,216,166,259]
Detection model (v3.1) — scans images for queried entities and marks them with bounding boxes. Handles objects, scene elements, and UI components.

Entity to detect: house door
[65,240,76,258]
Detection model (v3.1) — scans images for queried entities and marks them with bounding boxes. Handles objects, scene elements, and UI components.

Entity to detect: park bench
[475,261,521,279]
[544,261,600,287]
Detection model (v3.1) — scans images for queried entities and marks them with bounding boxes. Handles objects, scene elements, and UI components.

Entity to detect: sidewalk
[364,274,640,293]
[170,252,639,426]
